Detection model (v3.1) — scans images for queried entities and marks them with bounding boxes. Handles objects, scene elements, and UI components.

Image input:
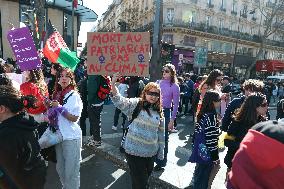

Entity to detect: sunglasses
[260,102,268,107]
[146,91,160,97]
[216,78,222,82]
[162,69,170,73]
[214,98,221,102]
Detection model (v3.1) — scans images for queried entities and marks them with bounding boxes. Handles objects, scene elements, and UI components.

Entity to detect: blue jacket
[184,80,194,97]
[221,96,245,132]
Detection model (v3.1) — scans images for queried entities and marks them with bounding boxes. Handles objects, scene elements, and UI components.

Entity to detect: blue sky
[78,0,113,44]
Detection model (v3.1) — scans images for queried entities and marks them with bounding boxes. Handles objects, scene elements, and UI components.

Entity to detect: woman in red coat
[20,69,49,123]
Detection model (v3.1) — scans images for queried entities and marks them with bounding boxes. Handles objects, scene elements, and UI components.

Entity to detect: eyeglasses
[260,102,268,107]
[162,69,170,73]
[216,78,222,82]
[146,91,160,97]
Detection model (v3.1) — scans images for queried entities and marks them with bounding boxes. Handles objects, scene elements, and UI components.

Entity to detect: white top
[58,90,83,141]
[118,83,129,97]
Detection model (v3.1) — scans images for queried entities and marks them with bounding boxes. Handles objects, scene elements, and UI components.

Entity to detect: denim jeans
[113,107,127,127]
[88,105,103,141]
[125,153,154,189]
[55,139,81,189]
[193,163,214,189]
[155,108,170,167]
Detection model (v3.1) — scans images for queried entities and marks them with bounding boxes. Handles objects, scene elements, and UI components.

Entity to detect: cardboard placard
[87,32,150,76]
[7,27,41,71]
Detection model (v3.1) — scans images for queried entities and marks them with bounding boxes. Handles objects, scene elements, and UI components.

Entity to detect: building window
[167,8,174,23]
[208,0,214,7]
[219,19,224,29]
[221,0,226,9]
[206,16,211,27]
[191,11,197,23]
[232,0,237,12]
[63,12,72,47]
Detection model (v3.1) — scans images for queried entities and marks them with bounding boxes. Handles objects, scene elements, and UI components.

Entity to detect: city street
[45,103,277,189]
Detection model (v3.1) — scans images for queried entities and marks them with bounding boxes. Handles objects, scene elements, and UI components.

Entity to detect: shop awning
[256,60,284,72]
[46,0,98,22]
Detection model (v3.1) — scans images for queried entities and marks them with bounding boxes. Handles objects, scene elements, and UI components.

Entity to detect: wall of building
[0,1,80,59]
[0,0,20,58]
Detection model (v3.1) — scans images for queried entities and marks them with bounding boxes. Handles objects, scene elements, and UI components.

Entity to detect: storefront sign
[194,46,208,67]
[87,32,150,76]
[7,27,41,71]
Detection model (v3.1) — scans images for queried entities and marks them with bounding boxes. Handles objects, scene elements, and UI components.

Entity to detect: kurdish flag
[43,20,79,71]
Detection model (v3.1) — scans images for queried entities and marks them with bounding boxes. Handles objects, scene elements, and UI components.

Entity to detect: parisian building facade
[97,0,284,77]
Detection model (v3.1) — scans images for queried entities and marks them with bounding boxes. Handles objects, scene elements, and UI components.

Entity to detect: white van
[266,75,284,83]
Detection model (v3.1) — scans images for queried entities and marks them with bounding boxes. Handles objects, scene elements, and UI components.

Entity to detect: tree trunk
[245,39,264,79]
[34,0,46,49]
[150,0,163,81]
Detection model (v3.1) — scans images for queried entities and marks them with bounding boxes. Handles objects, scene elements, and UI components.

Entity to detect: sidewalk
[85,105,227,189]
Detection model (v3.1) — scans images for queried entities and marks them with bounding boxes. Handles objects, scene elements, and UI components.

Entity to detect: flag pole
[71,0,75,51]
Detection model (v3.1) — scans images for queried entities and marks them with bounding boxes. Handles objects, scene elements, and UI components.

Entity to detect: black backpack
[276,98,284,119]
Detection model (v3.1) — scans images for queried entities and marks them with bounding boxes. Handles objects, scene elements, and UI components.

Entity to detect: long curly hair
[197,90,220,122]
[163,63,177,84]
[28,69,48,96]
[0,85,36,113]
[203,69,223,89]
[137,82,163,118]
[233,92,267,127]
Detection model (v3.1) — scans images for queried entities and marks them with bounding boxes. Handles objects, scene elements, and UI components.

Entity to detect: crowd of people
[0,57,283,189]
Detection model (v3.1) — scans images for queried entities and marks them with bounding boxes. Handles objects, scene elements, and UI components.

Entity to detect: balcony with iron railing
[266,1,276,8]
[162,19,284,48]
[207,2,214,8]
[231,10,237,15]
[220,7,226,12]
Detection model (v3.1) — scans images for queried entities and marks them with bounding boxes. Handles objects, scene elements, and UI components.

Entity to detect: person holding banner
[110,73,165,189]
[20,69,48,123]
[154,63,180,172]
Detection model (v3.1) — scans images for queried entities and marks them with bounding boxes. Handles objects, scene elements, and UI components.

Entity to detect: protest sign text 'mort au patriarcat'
[87,32,150,77]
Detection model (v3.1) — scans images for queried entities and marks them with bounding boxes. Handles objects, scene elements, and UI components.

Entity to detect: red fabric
[228,130,284,189]
[73,0,78,8]
[43,32,66,63]
[20,82,48,115]
[52,85,74,105]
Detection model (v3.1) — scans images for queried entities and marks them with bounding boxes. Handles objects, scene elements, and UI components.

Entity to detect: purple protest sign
[7,27,41,71]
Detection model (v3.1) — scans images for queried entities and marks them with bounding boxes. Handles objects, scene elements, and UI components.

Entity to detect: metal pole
[231,11,241,76]
[150,0,163,81]
[71,0,75,51]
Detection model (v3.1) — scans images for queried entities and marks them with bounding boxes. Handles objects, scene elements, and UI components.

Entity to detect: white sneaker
[112,126,117,131]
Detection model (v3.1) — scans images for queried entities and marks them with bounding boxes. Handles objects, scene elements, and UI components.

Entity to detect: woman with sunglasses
[154,63,180,171]
[110,73,165,189]
[189,90,221,189]
[193,70,223,120]
[224,93,268,174]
